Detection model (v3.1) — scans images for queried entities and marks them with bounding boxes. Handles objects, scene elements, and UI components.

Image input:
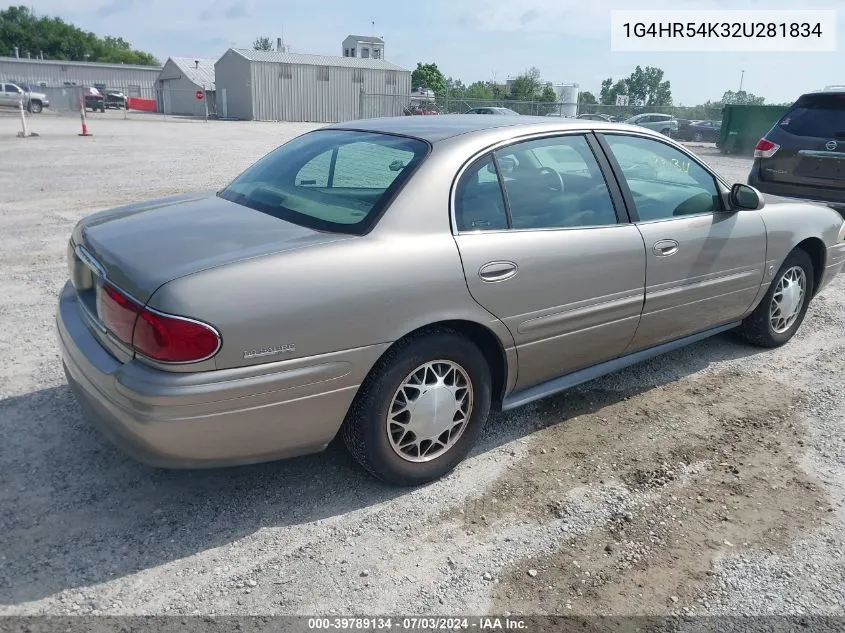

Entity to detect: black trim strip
[490,153,514,229]
[502,321,741,410]
[586,132,631,224]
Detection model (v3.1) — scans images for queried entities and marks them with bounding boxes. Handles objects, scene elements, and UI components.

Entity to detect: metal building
[0,56,161,98]
[214,49,411,123]
[156,57,216,116]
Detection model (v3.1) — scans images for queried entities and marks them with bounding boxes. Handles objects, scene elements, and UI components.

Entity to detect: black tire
[342,329,492,486]
[693,132,703,142]
[735,248,814,348]
[27,100,43,114]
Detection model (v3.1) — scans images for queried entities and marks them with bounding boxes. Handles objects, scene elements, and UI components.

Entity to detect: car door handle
[652,239,679,257]
[478,261,518,282]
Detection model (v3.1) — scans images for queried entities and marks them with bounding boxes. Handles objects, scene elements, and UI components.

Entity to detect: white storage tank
[560,83,579,118]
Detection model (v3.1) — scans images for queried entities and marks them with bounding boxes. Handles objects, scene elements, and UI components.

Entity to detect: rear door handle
[478,261,518,282]
[652,239,679,257]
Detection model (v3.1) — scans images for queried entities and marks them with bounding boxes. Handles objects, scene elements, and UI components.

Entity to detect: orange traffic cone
[78,97,92,137]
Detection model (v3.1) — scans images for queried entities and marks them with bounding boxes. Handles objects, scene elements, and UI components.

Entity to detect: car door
[597,132,767,351]
[452,133,646,391]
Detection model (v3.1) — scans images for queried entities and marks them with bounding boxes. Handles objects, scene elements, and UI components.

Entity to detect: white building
[342,35,384,60]
[215,48,410,122]
[156,57,216,116]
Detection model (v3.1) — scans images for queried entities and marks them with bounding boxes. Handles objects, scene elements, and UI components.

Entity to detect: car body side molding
[501,320,742,410]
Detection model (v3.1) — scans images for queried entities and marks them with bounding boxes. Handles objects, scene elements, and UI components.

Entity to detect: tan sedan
[57,116,845,485]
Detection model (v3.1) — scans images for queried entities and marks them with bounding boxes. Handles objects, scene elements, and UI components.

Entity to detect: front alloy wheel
[769,266,806,334]
[736,248,814,348]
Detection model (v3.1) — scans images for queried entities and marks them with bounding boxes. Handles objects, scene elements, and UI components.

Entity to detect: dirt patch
[443,370,831,615]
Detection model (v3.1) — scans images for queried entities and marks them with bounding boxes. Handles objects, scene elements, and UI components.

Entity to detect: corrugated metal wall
[214,51,252,120]
[158,60,214,117]
[0,57,161,97]
[249,61,411,123]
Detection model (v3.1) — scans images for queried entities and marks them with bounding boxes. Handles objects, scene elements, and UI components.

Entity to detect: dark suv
[748,88,845,210]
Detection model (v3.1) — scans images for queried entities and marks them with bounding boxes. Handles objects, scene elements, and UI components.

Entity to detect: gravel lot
[1,115,844,619]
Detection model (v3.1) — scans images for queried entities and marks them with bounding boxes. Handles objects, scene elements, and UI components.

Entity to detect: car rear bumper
[750,160,845,208]
[56,281,386,469]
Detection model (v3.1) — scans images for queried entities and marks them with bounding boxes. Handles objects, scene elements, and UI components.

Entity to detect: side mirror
[729,183,765,210]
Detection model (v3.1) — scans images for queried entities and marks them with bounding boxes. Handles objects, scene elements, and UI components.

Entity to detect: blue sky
[24,0,844,105]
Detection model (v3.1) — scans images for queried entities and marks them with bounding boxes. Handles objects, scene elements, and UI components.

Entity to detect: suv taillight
[754,138,780,158]
[99,283,220,363]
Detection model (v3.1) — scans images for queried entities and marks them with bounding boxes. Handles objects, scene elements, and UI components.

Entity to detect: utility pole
[739,70,745,93]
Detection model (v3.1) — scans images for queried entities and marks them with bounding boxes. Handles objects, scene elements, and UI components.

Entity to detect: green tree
[253,36,273,51]
[721,90,766,105]
[626,65,672,106]
[579,91,597,105]
[508,66,542,101]
[411,62,446,94]
[600,78,628,105]
[464,81,494,100]
[0,5,157,65]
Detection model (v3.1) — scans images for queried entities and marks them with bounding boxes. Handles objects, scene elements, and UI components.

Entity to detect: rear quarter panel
[146,231,515,374]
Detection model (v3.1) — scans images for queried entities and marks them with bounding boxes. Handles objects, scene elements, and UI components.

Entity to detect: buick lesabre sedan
[57,116,845,486]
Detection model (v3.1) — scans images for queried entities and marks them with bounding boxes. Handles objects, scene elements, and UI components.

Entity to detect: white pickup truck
[0,82,49,113]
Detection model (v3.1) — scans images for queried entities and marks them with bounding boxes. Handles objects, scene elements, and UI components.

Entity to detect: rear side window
[779,94,845,138]
[219,130,428,235]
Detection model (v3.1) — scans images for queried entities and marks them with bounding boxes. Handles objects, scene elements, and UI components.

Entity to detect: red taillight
[754,138,780,158]
[132,309,220,363]
[99,283,219,363]
[100,283,141,344]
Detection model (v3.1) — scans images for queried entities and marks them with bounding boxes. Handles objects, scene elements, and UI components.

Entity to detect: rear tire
[735,249,814,348]
[342,330,492,486]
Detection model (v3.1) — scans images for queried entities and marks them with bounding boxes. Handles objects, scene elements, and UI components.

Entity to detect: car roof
[325,114,653,143]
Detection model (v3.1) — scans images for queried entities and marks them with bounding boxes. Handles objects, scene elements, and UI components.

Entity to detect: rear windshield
[220,129,429,234]
[779,94,845,138]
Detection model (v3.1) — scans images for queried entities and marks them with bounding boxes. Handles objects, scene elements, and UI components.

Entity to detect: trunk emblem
[826,140,838,151]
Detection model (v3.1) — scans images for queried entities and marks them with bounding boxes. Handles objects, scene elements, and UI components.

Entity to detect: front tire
[28,100,42,114]
[342,330,492,486]
[736,248,814,348]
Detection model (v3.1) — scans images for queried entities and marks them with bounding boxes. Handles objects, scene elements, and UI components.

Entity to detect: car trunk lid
[68,192,351,356]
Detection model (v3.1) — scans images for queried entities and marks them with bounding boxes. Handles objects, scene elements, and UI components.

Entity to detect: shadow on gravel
[0,332,763,605]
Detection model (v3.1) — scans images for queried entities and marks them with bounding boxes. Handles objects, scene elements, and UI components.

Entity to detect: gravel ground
[1,116,844,619]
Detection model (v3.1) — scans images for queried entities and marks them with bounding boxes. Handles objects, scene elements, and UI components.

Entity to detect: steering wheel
[538,167,564,193]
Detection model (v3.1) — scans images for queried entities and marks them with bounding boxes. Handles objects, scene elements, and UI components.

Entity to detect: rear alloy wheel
[736,249,814,348]
[342,330,492,486]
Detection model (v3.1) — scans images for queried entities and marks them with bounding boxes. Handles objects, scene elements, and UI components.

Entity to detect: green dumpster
[718,104,791,155]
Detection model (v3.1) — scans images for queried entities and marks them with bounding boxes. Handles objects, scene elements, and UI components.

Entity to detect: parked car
[624,113,679,137]
[748,87,845,210]
[105,91,127,109]
[465,107,520,115]
[687,120,722,143]
[576,113,613,122]
[0,81,49,113]
[57,116,845,486]
[83,87,105,112]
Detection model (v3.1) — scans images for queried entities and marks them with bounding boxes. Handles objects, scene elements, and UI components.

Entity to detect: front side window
[219,130,428,234]
[494,135,618,229]
[603,134,721,221]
